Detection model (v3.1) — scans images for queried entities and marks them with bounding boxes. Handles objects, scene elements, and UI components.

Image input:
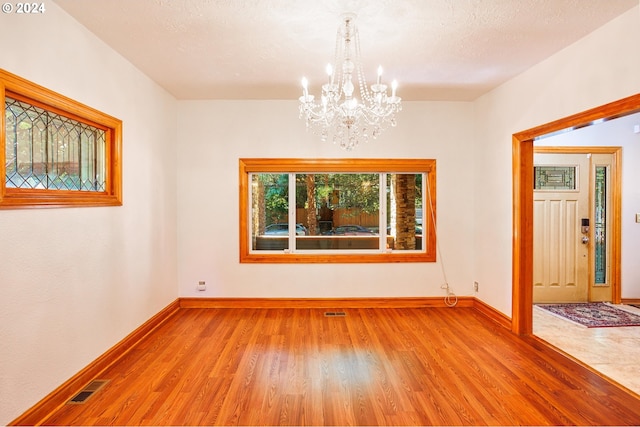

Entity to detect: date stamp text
[2,2,46,14]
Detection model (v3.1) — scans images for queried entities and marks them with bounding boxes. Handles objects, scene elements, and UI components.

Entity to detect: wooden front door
[533,153,590,303]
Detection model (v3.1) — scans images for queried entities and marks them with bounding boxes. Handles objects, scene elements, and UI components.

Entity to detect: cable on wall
[425,172,458,307]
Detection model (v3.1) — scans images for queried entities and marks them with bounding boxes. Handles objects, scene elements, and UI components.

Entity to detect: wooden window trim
[0,69,122,209]
[239,158,437,264]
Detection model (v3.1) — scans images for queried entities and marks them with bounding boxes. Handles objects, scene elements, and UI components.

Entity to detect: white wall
[473,6,640,316]
[535,112,640,298]
[0,4,179,424]
[176,101,477,299]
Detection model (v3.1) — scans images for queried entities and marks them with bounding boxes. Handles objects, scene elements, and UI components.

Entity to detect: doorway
[511,93,640,335]
[533,149,620,304]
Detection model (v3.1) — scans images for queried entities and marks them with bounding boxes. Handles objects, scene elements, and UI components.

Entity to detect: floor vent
[68,379,109,404]
[324,311,346,317]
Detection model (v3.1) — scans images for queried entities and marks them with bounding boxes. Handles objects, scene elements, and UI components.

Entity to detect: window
[1,69,122,208]
[239,159,436,263]
[594,165,607,285]
[534,166,576,190]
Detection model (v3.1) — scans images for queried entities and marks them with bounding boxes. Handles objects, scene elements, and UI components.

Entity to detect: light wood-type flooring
[42,307,640,425]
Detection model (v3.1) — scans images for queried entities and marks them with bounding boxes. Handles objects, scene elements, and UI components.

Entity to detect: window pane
[534,166,576,190]
[5,98,47,188]
[295,173,379,250]
[387,173,423,251]
[251,173,289,251]
[594,166,607,285]
[4,96,106,191]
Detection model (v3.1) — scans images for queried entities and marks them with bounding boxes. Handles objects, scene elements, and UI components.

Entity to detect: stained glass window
[534,166,576,190]
[1,69,122,208]
[5,97,106,191]
[594,166,607,285]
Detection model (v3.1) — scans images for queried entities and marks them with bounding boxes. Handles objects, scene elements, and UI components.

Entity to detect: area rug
[536,302,640,328]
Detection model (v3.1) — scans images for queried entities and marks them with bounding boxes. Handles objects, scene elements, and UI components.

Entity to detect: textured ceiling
[53,0,637,101]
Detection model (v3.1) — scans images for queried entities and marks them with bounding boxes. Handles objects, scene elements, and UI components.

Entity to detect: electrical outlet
[473,281,479,292]
[197,280,206,291]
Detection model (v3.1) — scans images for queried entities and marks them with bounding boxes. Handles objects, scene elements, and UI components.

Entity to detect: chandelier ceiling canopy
[298,13,402,151]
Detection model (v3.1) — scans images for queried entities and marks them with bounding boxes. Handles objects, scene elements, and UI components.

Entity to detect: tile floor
[533,303,640,395]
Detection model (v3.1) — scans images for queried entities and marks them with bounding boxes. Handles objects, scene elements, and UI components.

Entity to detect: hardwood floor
[41,307,640,426]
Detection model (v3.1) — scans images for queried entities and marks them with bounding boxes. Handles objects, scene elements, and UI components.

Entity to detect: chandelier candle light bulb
[298,13,402,150]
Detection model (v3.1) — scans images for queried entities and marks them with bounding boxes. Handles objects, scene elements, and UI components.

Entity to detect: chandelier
[298,13,402,151]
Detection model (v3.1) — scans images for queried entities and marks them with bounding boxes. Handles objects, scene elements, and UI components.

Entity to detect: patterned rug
[536,302,640,328]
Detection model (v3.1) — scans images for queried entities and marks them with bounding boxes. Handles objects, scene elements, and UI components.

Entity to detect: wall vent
[67,379,109,404]
[324,311,346,317]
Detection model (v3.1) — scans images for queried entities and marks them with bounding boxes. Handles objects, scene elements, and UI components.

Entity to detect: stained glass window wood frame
[0,69,122,209]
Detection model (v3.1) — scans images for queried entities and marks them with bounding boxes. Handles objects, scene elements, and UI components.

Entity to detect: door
[533,151,616,303]
[533,153,590,303]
